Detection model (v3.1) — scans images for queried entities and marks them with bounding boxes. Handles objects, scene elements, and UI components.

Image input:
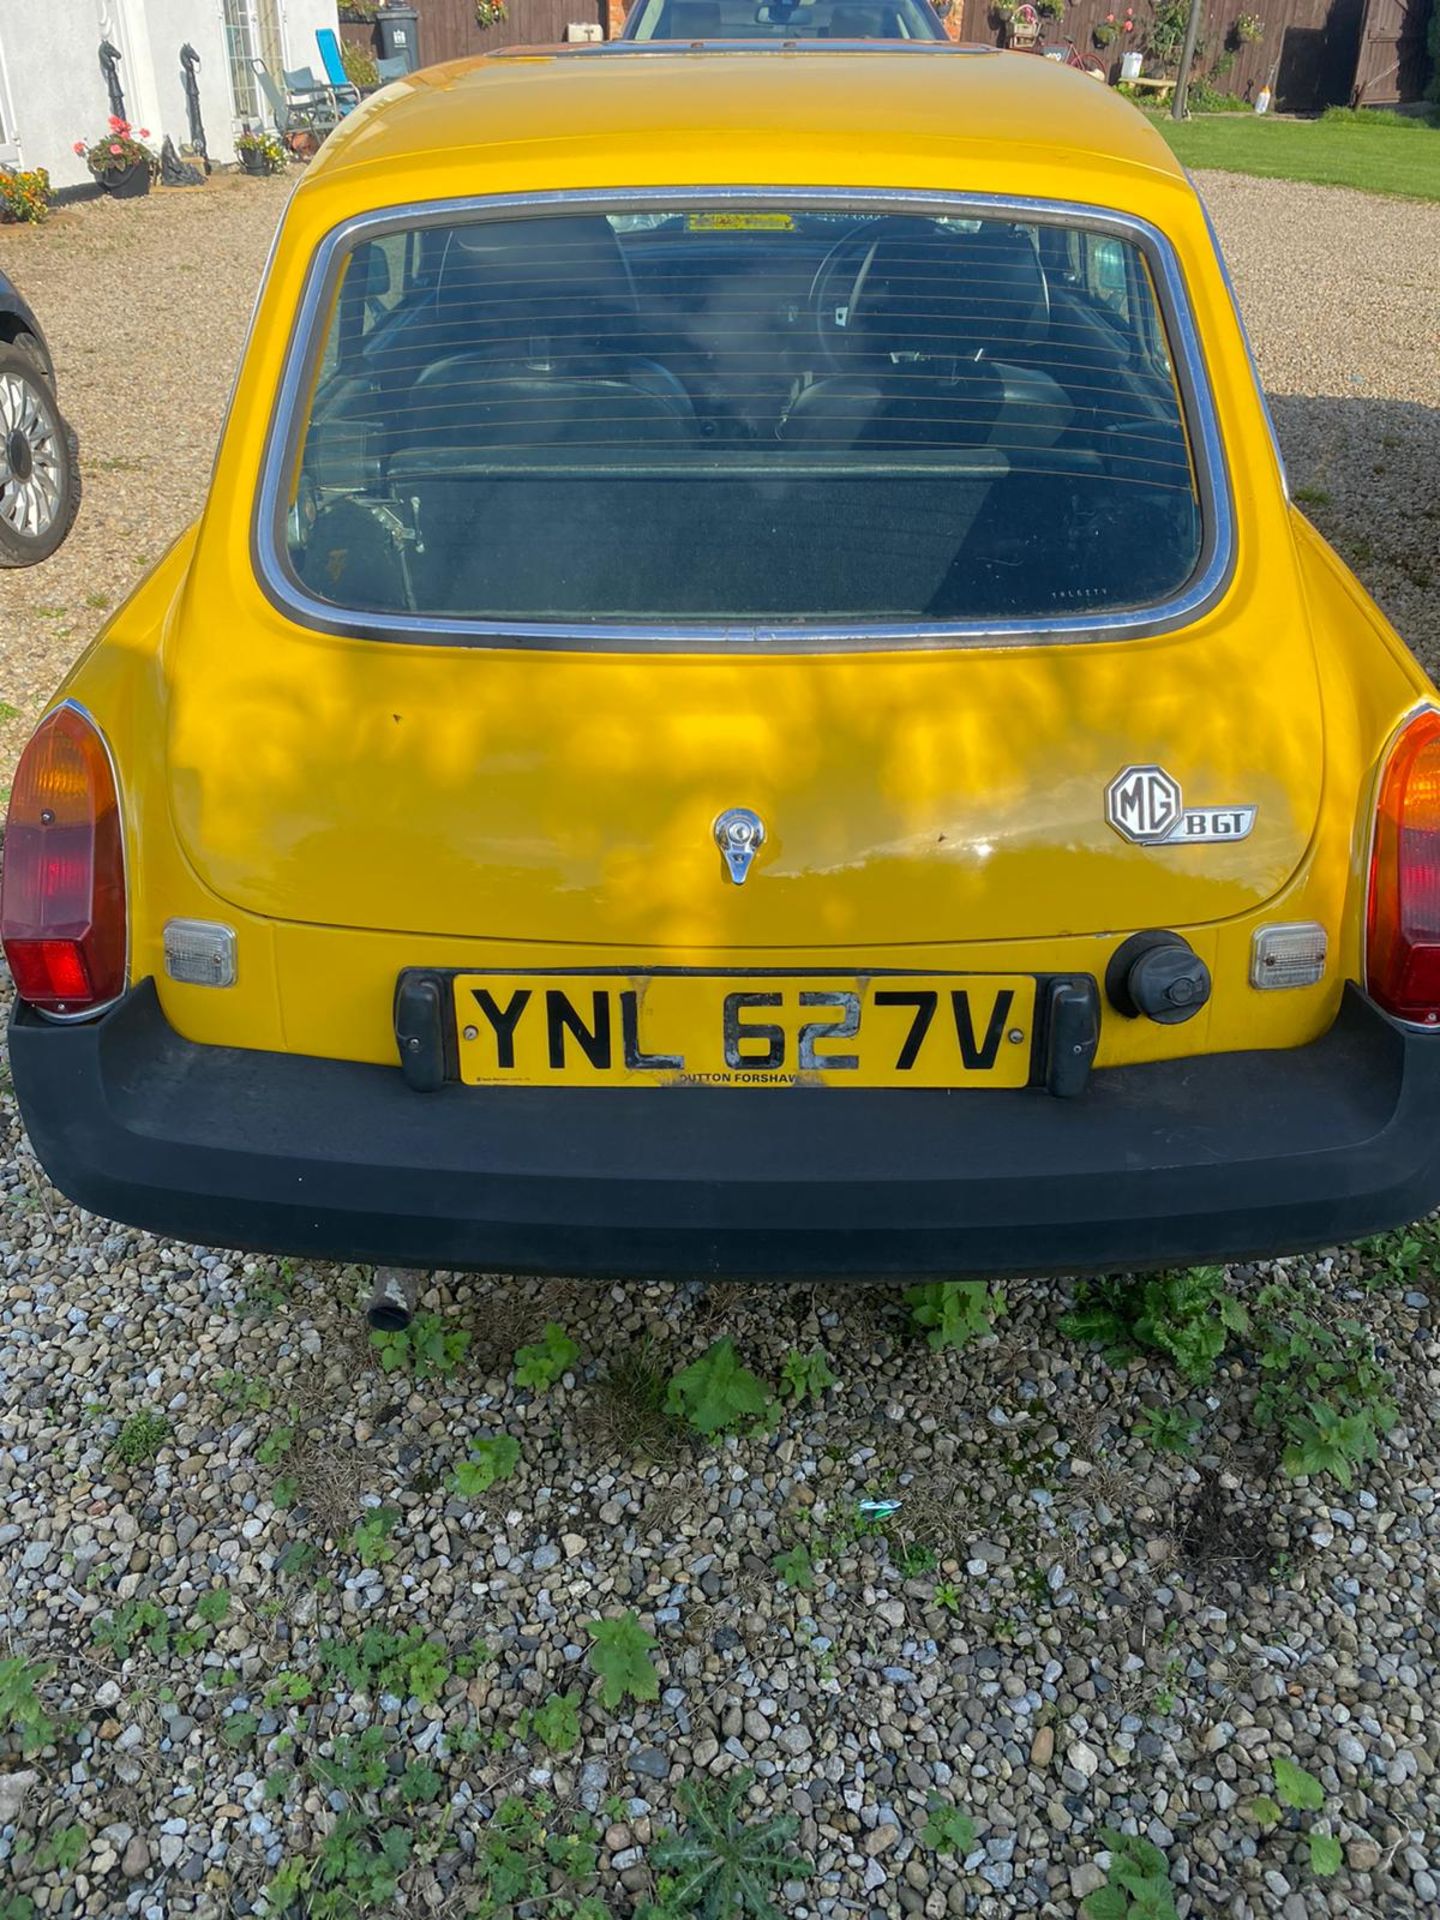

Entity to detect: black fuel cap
[1106,931,1212,1026]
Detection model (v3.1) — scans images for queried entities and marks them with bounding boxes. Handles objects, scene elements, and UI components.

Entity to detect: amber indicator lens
[1,706,125,1015]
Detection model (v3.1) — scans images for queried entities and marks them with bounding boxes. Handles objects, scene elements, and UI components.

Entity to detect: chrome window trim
[254,185,1236,655]
[566,40,994,54]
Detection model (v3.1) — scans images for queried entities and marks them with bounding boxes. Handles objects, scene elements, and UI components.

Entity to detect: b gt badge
[1106,765,1256,846]
[714,806,766,885]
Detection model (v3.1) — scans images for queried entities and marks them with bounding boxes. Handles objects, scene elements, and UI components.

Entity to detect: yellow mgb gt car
[6,43,1440,1282]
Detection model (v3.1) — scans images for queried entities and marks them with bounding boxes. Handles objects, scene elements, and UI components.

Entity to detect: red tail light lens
[1,704,126,1015]
[1367,708,1440,1025]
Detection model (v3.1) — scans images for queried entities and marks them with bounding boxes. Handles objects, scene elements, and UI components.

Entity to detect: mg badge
[1106,765,1257,846]
[1106,765,1183,844]
[714,806,766,885]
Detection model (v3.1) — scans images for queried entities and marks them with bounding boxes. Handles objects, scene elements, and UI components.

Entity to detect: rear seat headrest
[436,216,638,317]
[659,1,725,35]
[854,223,1051,361]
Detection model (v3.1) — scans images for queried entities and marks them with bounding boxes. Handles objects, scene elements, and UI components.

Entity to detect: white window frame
[0,30,23,168]
[222,0,264,123]
[223,0,291,129]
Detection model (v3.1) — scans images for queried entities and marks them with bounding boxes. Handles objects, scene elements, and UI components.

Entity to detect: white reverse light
[1250,922,1327,991]
[163,918,237,987]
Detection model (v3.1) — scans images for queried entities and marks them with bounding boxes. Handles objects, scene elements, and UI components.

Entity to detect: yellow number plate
[452,974,1036,1089]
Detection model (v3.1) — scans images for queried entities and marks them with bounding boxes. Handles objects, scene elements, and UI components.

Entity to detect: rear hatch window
[273,201,1213,636]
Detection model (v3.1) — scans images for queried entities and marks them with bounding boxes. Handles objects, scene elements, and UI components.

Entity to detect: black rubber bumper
[9,979,1440,1279]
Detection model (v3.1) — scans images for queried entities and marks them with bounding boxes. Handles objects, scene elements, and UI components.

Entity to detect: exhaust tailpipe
[366,1266,417,1333]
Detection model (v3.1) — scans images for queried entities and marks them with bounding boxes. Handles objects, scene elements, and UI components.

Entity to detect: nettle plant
[666,1338,773,1436]
[1251,1757,1343,1876]
[0,1655,59,1757]
[1062,1261,1399,1488]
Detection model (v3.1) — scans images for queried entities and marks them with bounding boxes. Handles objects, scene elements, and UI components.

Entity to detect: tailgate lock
[1106,930,1212,1026]
[714,807,766,885]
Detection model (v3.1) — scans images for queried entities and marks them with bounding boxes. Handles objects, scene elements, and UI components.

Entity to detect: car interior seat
[784,222,1073,453]
[825,7,899,38]
[405,217,697,455]
[659,2,726,36]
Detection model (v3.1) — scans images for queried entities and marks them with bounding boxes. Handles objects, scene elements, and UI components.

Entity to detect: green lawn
[1148,108,1440,202]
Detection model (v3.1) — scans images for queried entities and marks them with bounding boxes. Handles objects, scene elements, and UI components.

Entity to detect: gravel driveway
[2,171,1439,1920]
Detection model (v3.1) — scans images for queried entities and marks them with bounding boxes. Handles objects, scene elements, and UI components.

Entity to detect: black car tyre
[0,344,81,567]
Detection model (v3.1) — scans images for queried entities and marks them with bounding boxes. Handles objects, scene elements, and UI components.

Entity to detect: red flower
[108,115,125,132]
[109,142,123,155]
[138,128,149,139]
[73,140,86,155]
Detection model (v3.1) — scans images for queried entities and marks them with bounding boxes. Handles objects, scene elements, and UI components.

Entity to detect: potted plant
[0,165,51,225]
[1035,0,1066,25]
[476,1,509,24]
[1232,12,1264,46]
[341,38,381,91]
[1146,0,1194,70]
[236,129,287,176]
[73,118,157,198]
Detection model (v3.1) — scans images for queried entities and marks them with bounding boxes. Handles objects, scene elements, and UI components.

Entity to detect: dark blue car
[0,267,81,566]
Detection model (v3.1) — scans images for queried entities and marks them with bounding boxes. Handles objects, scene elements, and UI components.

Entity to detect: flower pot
[99,160,150,199]
[1120,50,1143,80]
[240,150,269,176]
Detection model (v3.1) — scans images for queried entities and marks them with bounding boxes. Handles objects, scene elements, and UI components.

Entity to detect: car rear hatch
[165,608,1322,951]
[167,195,1320,956]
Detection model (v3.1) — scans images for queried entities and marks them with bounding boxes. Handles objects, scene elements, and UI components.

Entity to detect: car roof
[301,45,1189,205]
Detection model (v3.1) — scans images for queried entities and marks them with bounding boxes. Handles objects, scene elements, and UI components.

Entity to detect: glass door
[0,30,23,167]
[222,0,262,121]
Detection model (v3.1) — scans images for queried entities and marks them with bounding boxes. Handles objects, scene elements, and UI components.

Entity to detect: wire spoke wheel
[0,348,81,565]
[0,371,65,536]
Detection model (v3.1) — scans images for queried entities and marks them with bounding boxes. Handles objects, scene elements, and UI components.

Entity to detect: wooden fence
[957,0,1434,110]
[340,0,1434,109]
[339,0,607,69]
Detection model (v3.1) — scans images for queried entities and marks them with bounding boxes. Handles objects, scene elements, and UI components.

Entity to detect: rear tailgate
[165,603,1322,951]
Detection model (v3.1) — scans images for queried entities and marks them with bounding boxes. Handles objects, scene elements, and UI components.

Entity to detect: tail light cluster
[1368,707,1440,1025]
[1,703,126,1016]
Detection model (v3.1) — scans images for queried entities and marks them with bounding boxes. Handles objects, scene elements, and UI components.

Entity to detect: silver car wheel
[0,369,64,540]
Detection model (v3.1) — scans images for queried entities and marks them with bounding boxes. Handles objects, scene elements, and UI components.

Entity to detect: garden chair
[250,58,339,144]
[285,64,348,114]
[314,30,364,112]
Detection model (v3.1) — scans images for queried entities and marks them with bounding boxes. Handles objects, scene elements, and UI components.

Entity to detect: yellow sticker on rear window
[685,212,796,232]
